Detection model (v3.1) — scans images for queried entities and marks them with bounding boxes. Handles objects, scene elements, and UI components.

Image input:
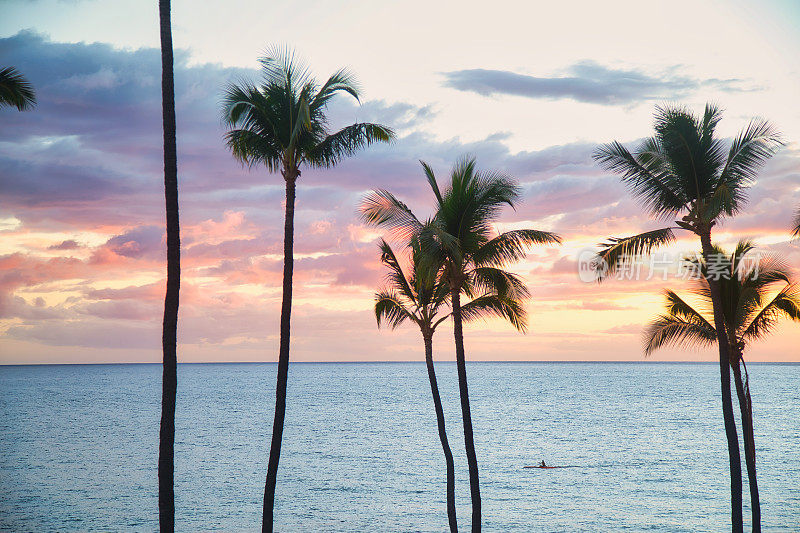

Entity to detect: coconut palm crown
[364,157,560,317]
[375,238,529,336]
[644,240,800,356]
[222,47,393,176]
[593,104,782,274]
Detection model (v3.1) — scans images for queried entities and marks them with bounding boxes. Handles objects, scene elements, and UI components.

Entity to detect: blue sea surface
[1,362,798,532]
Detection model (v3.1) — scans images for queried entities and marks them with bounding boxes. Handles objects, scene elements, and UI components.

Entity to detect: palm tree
[644,241,800,532]
[792,208,799,238]
[373,238,528,532]
[157,1,179,531]
[0,66,36,111]
[221,49,394,532]
[363,157,561,531]
[593,104,783,532]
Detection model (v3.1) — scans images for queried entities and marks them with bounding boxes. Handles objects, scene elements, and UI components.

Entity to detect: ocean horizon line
[2,360,799,367]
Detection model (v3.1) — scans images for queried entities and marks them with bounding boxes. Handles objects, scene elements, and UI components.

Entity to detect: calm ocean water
[1,362,798,532]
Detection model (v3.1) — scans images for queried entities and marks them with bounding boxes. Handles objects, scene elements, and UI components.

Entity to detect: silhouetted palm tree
[593,104,782,532]
[0,66,36,110]
[363,157,561,531]
[373,238,528,532]
[645,241,800,532]
[221,48,394,532]
[792,208,799,238]
[157,1,180,532]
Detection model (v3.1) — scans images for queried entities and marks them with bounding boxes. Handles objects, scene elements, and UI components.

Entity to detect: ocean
[1,362,798,532]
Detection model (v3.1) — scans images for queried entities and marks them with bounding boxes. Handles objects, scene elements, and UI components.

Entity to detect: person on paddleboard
[540,460,546,467]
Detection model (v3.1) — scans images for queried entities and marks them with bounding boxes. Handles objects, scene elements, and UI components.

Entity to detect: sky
[1,0,799,364]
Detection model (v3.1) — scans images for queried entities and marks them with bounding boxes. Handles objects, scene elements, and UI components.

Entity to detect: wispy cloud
[442,61,754,105]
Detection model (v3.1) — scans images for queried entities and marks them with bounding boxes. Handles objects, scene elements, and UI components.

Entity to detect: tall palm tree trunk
[700,232,743,533]
[262,171,296,532]
[731,352,760,531]
[423,331,458,533]
[451,286,481,532]
[158,1,179,531]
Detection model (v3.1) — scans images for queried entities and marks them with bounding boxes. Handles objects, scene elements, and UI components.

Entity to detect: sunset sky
[2,0,799,364]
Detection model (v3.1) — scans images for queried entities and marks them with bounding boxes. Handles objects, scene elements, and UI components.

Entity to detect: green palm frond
[223,128,283,171]
[258,45,313,92]
[369,156,549,336]
[473,229,562,267]
[663,289,715,330]
[595,228,675,280]
[375,290,415,330]
[460,294,528,332]
[420,160,444,206]
[643,315,717,355]
[707,119,782,219]
[311,68,360,110]
[470,267,530,300]
[0,66,36,111]
[309,123,394,168]
[741,284,800,342]
[593,139,686,218]
[378,239,416,303]
[718,118,783,192]
[360,189,423,239]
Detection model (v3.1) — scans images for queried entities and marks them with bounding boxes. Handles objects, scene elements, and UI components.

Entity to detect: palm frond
[460,294,528,332]
[741,284,800,342]
[374,291,415,330]
[707,117,782,219]
[470,267,530,300]
[595,228,675,280]
[653,104,728,205]
[360,189,423,239]
[258,45,313,91]
[223,128,283,171]
[663,289,714,329]
[473,229,562,267]
[718,118,783,196]
[643,315,716,356]
[420,160,444,206]
[593,139,686,218]
[0,66,36,111]
[792,207,800,239]
[378,239,416,303]
[311,68,360,110]
[308,123,394,168]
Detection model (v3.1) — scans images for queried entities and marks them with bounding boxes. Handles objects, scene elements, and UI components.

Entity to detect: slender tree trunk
[731,351,760,531]
[262,171,297,532]
[451,286,481,532]
[158,1,179,531]
[699,231,743,533]
[423,331,458,533]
